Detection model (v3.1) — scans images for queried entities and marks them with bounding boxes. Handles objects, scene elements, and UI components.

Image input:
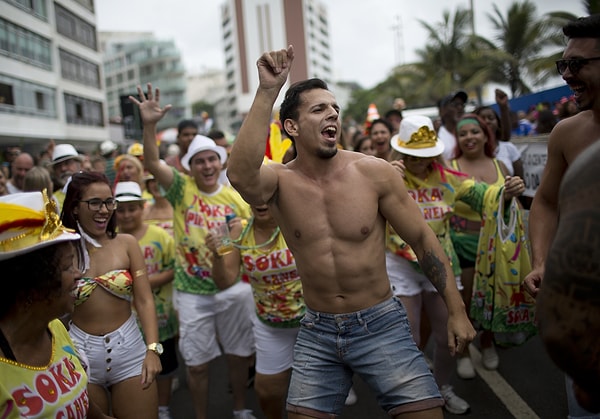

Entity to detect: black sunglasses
[555,56,600,75]
[80,198,118,211]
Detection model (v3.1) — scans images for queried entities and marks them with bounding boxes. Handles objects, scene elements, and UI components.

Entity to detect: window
[35,91,45,110]
[0,18,52,69]
[64,93,104,126]
[55,3,97,50]
[0,83,15,105]
[72,0,94,12]
[127,69,135,80]
[59,48,100,88]
[5,0,48,20]
[0,74,57,118]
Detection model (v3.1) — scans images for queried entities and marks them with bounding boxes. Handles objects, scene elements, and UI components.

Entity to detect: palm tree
[413,8,474,103]
[485,1,561,97]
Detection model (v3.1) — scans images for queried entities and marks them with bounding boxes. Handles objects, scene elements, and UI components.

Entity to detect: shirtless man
[227,45,475,419]
[522,14,600,418]
[537,140,600,414]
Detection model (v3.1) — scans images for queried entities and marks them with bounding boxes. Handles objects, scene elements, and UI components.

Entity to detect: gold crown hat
[391,115,445,158]
[0,190,80,261]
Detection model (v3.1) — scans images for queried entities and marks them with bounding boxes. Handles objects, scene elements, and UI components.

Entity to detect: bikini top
[74,269,134,306]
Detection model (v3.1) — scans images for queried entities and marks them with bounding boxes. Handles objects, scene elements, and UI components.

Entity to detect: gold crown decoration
[396,126,438,149]
[0,189,75,253]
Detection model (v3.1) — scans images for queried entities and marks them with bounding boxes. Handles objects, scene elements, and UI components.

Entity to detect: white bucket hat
[391,115,445,158]
[181,135,227,171]
[0,190,80,260]
[114,181,145,202]
[48,144,84,165]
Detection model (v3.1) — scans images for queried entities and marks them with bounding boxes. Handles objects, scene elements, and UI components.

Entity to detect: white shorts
[252,318,299,375]
[69,314,146,387]
[175,281,255,366]
[386,252,463,297]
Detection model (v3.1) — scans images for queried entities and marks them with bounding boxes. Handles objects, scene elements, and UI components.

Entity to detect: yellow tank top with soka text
[238,222,305,328]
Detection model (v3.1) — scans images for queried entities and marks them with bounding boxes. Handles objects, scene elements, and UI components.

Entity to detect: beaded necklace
[233,217,280,251]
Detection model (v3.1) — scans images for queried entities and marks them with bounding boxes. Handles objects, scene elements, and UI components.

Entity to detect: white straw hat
[114,181,145,202]
[181,135,227,171]
[48,144,84,165]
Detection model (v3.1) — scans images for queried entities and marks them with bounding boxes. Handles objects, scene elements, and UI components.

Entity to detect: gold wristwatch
[147,342,164,355]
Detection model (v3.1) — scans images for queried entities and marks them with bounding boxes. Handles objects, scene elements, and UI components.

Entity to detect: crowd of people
[1,13,599,419]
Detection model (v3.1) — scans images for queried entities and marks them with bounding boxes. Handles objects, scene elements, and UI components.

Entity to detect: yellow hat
[0,190,80,260]
[127,142,144,157]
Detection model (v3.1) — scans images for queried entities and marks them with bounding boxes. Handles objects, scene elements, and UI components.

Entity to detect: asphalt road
[169,333,568,418]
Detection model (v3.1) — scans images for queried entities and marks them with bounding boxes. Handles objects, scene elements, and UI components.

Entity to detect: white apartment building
[220,0,332,131]
[0,0,109,154]
[100,31,189,140]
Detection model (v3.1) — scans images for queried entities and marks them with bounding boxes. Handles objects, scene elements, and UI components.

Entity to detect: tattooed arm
[538,141,600,413]
[377,161,476,355]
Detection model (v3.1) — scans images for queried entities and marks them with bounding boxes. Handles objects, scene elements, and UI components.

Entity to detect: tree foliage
[345,0,587,122]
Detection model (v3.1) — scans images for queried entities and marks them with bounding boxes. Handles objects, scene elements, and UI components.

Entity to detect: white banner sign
[513,136,549,197]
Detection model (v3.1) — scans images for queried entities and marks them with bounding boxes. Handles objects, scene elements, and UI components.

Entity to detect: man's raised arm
[129,84,174,191]
[228,46,294,205]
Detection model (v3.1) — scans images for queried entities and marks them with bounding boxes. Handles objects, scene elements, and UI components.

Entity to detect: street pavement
[169,334,568,418]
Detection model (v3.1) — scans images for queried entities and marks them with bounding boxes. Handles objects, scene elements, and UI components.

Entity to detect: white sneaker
[482,345,499,370]
[456,356,476,379]
[158,406,172,419]
[344,386,358,406]
[232,409,257,419]
[440,385,470,415]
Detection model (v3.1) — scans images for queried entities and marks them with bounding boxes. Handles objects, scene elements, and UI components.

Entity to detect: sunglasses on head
[555,56,600,75]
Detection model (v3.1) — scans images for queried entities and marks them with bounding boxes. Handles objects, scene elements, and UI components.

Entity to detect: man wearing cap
[437,90,467,161]
[130,86,257,419]
[100,140,119,185]
[47,144,83,208]
[6,152,34,194]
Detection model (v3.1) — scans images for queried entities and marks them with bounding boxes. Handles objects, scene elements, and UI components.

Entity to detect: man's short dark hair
[384,109,403,120]
[177,119,198,133]
[207,129,225,140]
[563,14,600,39]
[280,78,329,136]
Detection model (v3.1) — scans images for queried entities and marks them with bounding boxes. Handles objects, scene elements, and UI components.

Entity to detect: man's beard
[56,172,72,187]
[316,145,338,159]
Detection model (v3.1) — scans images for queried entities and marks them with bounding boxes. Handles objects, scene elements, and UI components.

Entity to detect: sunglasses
[555,56,600,75]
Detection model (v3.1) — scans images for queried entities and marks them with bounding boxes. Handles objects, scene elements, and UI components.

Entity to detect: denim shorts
[286,297,443,418]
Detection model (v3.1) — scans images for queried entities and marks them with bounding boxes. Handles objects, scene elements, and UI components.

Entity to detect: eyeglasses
[80,198,118,211]
[555,56,600,75]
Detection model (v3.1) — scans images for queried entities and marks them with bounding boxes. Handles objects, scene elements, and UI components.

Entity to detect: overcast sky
[95,0,586,89]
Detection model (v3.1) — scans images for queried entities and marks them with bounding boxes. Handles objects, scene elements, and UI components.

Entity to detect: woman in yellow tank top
[449,114,510,379]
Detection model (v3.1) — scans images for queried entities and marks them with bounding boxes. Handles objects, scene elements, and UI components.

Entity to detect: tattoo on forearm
[420,250,447,293]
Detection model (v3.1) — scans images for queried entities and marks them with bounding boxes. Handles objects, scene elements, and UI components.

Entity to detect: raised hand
[495,88,509,108]
[256,45,295,91]
[129,83,172,126]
